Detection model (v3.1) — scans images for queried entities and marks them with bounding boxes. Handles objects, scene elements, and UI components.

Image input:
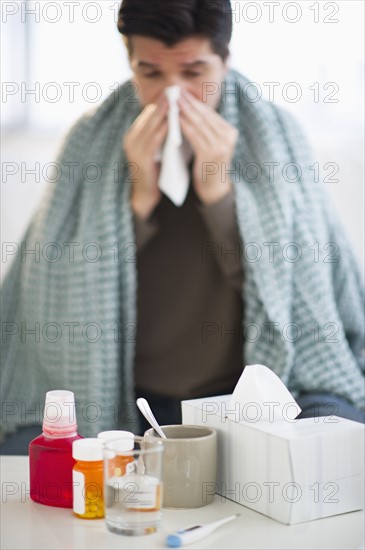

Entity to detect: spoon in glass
[136,398,167,439]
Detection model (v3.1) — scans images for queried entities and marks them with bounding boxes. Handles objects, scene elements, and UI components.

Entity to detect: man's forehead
[129,36,216,65]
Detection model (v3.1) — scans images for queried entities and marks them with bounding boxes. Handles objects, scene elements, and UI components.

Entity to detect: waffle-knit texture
[1,70,364,438]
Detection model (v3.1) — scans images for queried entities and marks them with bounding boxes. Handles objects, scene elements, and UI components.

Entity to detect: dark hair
[117,0,233,60]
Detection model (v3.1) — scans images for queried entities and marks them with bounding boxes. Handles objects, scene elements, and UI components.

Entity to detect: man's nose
[165,76,186,89]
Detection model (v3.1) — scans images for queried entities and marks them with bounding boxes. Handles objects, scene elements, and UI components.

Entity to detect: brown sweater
[133,184,244,399]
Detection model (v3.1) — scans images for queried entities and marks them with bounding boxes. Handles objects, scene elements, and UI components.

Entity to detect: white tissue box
[182,394,364,524]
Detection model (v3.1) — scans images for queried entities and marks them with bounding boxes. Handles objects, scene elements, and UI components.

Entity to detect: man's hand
[178,89,239,205]
[124,95,168,218]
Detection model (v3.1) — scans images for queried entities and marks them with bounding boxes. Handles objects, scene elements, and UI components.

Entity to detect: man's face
[128,36,228,109]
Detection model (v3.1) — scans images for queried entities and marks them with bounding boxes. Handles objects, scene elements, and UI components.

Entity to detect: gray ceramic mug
[144,425,217,509]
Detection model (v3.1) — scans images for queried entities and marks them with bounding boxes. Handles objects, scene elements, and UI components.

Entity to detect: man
[122,5,246,427]
[1,0,364,453]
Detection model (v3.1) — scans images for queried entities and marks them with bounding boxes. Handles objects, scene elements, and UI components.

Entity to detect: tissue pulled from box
[155,85,193,206]
[229,364,302,422]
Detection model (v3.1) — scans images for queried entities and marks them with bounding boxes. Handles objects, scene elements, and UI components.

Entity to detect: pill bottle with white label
[72,438,104,519]
[97,430,134,476]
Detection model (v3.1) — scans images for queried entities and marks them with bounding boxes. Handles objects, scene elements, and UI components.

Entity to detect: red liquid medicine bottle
[29,390,82,508]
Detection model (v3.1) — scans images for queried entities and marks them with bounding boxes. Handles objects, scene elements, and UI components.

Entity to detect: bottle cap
[42,390,77,437]
[97,430,134,451]
[110,439,135,453]
[73,438,103,461]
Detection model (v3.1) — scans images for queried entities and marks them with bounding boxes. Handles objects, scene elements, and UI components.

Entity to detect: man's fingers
[181,90,235,140]
[134,101,168,138]
[131,104,155,133]
[180,113,207,153]
[140,100,168,147]
[179,92,229,147]
[180,90,224,131]
[130,93,168,133]
[179,106,215,151]
[124,99,168,168]
[147,96,169,131]
[150,118,168,151]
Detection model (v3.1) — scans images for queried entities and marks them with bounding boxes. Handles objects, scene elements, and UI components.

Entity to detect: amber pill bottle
[72,439,104,519]
[97,430,134,476]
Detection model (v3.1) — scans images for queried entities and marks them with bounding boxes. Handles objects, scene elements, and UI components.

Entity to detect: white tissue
[230,364,302,422]
[157,86,193,206]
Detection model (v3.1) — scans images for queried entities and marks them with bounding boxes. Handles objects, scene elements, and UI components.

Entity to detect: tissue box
[182,395,364,524]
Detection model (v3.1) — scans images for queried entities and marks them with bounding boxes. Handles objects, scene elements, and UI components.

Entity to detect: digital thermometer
[166,514,240,547]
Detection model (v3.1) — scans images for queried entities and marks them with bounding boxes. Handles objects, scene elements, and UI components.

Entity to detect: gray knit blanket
[1,69,364,438]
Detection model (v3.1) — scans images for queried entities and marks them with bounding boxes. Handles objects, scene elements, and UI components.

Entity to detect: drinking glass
[103,436,164,535]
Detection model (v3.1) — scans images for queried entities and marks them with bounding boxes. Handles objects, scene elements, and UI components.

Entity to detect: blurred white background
[1,0,364,279]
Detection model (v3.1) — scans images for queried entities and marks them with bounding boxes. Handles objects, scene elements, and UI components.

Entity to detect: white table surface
[1,456,364,550]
